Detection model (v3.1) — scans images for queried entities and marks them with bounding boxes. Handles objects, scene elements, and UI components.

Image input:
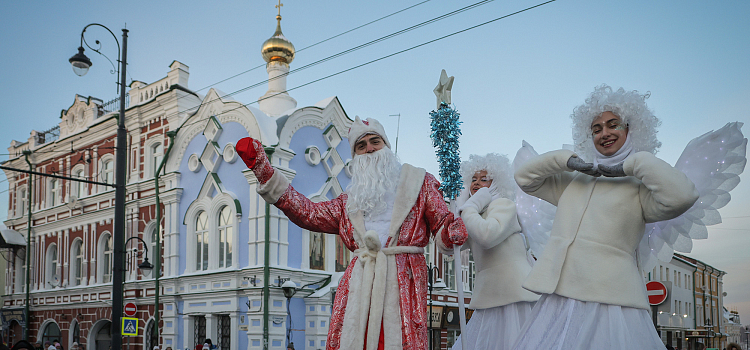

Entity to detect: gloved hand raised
[236,137,275,184]
[567,155,600,177]
[598,162,627,177]
[459,187,493,215]
[444,218,468,247]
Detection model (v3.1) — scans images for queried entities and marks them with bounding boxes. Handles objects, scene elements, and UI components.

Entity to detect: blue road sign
[122,317,138,336]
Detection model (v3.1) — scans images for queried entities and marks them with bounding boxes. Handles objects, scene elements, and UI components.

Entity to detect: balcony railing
[100,94,130,114]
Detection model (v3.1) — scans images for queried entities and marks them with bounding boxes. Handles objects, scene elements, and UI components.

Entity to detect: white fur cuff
[257,170,290,204]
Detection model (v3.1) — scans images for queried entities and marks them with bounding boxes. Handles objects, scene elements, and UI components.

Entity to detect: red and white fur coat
[257,164,466,350]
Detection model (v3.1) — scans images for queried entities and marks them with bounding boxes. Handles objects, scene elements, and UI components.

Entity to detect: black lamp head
[69,46,92,76]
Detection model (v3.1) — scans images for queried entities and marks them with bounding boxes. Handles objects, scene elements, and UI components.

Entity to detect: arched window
[145,320,158,350]
[100,233,113,283]
[45,243,58,288]
[95,321,112,349]
[218,206,233,268]
[48,179,60,207]
[74,168,86,198]
[150,142,164,178]
[70,320,80,348]
[195,212,208,271]
[101,159,114,192]
[41,321,61,346]
[150,225,159,270]
[16,186,26,217]
[70,239,84,286]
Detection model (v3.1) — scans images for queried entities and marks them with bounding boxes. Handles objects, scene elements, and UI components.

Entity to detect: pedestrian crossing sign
[122,317,138,336]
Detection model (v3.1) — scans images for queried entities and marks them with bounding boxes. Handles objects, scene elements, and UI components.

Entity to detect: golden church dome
[261,15,295,64]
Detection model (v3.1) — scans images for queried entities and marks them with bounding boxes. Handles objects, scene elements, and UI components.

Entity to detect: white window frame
[99,156,115,193]
[443,256,455,291]
[147,138,164,179]
[185,196,239,273]
[14,253,25,293]
[70,238,84,287]
[143,221,159,272]
[48,178,61,208]
[98,232,113,283]
[218,205,233,268]
[195,211,209,271]
[45,243,58,289]
[71,165,87,199]
[16,186,27,218]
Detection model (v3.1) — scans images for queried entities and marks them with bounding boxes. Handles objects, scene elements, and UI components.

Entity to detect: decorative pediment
[59,95,103,139]
[183,172,241,225]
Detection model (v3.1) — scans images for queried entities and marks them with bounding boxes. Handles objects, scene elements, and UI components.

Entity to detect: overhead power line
[196,0,434,93]
[179,0,558,131]
[130,0,496,124]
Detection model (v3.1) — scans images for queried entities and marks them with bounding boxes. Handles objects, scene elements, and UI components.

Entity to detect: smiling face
[470,170,492,195]
[591,111,629,156]
[354,133,386,155]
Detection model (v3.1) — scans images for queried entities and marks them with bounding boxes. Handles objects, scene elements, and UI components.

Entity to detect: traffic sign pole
[646,281,668,337]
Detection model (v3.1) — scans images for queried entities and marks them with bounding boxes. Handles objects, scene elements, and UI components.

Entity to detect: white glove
[459,187,493,215]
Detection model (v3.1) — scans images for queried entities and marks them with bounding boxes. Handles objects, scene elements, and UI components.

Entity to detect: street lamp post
[125,236,154,276]
[69,23,129,350]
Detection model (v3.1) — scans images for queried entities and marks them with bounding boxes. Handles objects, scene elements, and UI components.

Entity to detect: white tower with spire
[259,1,297,118]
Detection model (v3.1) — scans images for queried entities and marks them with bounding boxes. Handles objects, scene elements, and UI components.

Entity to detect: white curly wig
[459,153,516,201]
[571,84,662,161]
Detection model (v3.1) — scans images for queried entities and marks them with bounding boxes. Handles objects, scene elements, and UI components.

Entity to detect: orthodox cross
[276,0,283,16]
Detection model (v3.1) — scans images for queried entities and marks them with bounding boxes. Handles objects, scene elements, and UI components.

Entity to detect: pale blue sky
[1,0,749,320]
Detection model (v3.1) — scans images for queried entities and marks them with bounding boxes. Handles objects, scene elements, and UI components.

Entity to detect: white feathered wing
[637,122,747,274]
[512,140,557,260]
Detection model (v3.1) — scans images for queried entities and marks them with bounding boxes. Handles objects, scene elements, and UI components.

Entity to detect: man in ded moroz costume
[512,85,700,349]
[235,117,468,350]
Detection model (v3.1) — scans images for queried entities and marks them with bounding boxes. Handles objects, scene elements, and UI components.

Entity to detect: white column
[183,314,193,350]
[244,170,260,267]
[62,230,69,287]
[230,313,239,350]
[206,314,218,346]
[89,225,97,285]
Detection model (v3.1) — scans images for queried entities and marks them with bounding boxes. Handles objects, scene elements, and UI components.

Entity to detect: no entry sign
[646,281,668,306]
[124,302,137,317]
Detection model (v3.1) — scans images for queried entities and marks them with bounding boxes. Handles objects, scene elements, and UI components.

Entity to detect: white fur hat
[347,116,391,157]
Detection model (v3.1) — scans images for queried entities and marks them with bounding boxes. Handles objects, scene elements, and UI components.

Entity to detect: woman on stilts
[451,153,539,350]
[512,84,699,349]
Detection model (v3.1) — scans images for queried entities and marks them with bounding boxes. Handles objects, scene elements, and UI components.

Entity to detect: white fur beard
[346,147,401,217]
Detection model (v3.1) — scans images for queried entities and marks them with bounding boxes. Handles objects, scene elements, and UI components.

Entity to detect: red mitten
[442,218,468,248]
[236,137,274,184]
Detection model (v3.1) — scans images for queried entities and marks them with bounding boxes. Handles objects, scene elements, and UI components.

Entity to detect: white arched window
[45,243,58,288]
[98,233,113,283]
[72,167,86,198]
[195,212,209,271]
[48,179,61,207]
[100,158,114,193]
[149,225,159,269]
[218,206,233,268]
[16,186,26,218]
[70,239,83,286]
[149,141,164,178]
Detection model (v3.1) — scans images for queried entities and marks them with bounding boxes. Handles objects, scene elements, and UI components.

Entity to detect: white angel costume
[451,154,539,350]
[511,85,747,350]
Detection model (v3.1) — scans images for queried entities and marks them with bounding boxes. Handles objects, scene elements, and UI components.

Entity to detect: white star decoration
[433,69,454,109]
